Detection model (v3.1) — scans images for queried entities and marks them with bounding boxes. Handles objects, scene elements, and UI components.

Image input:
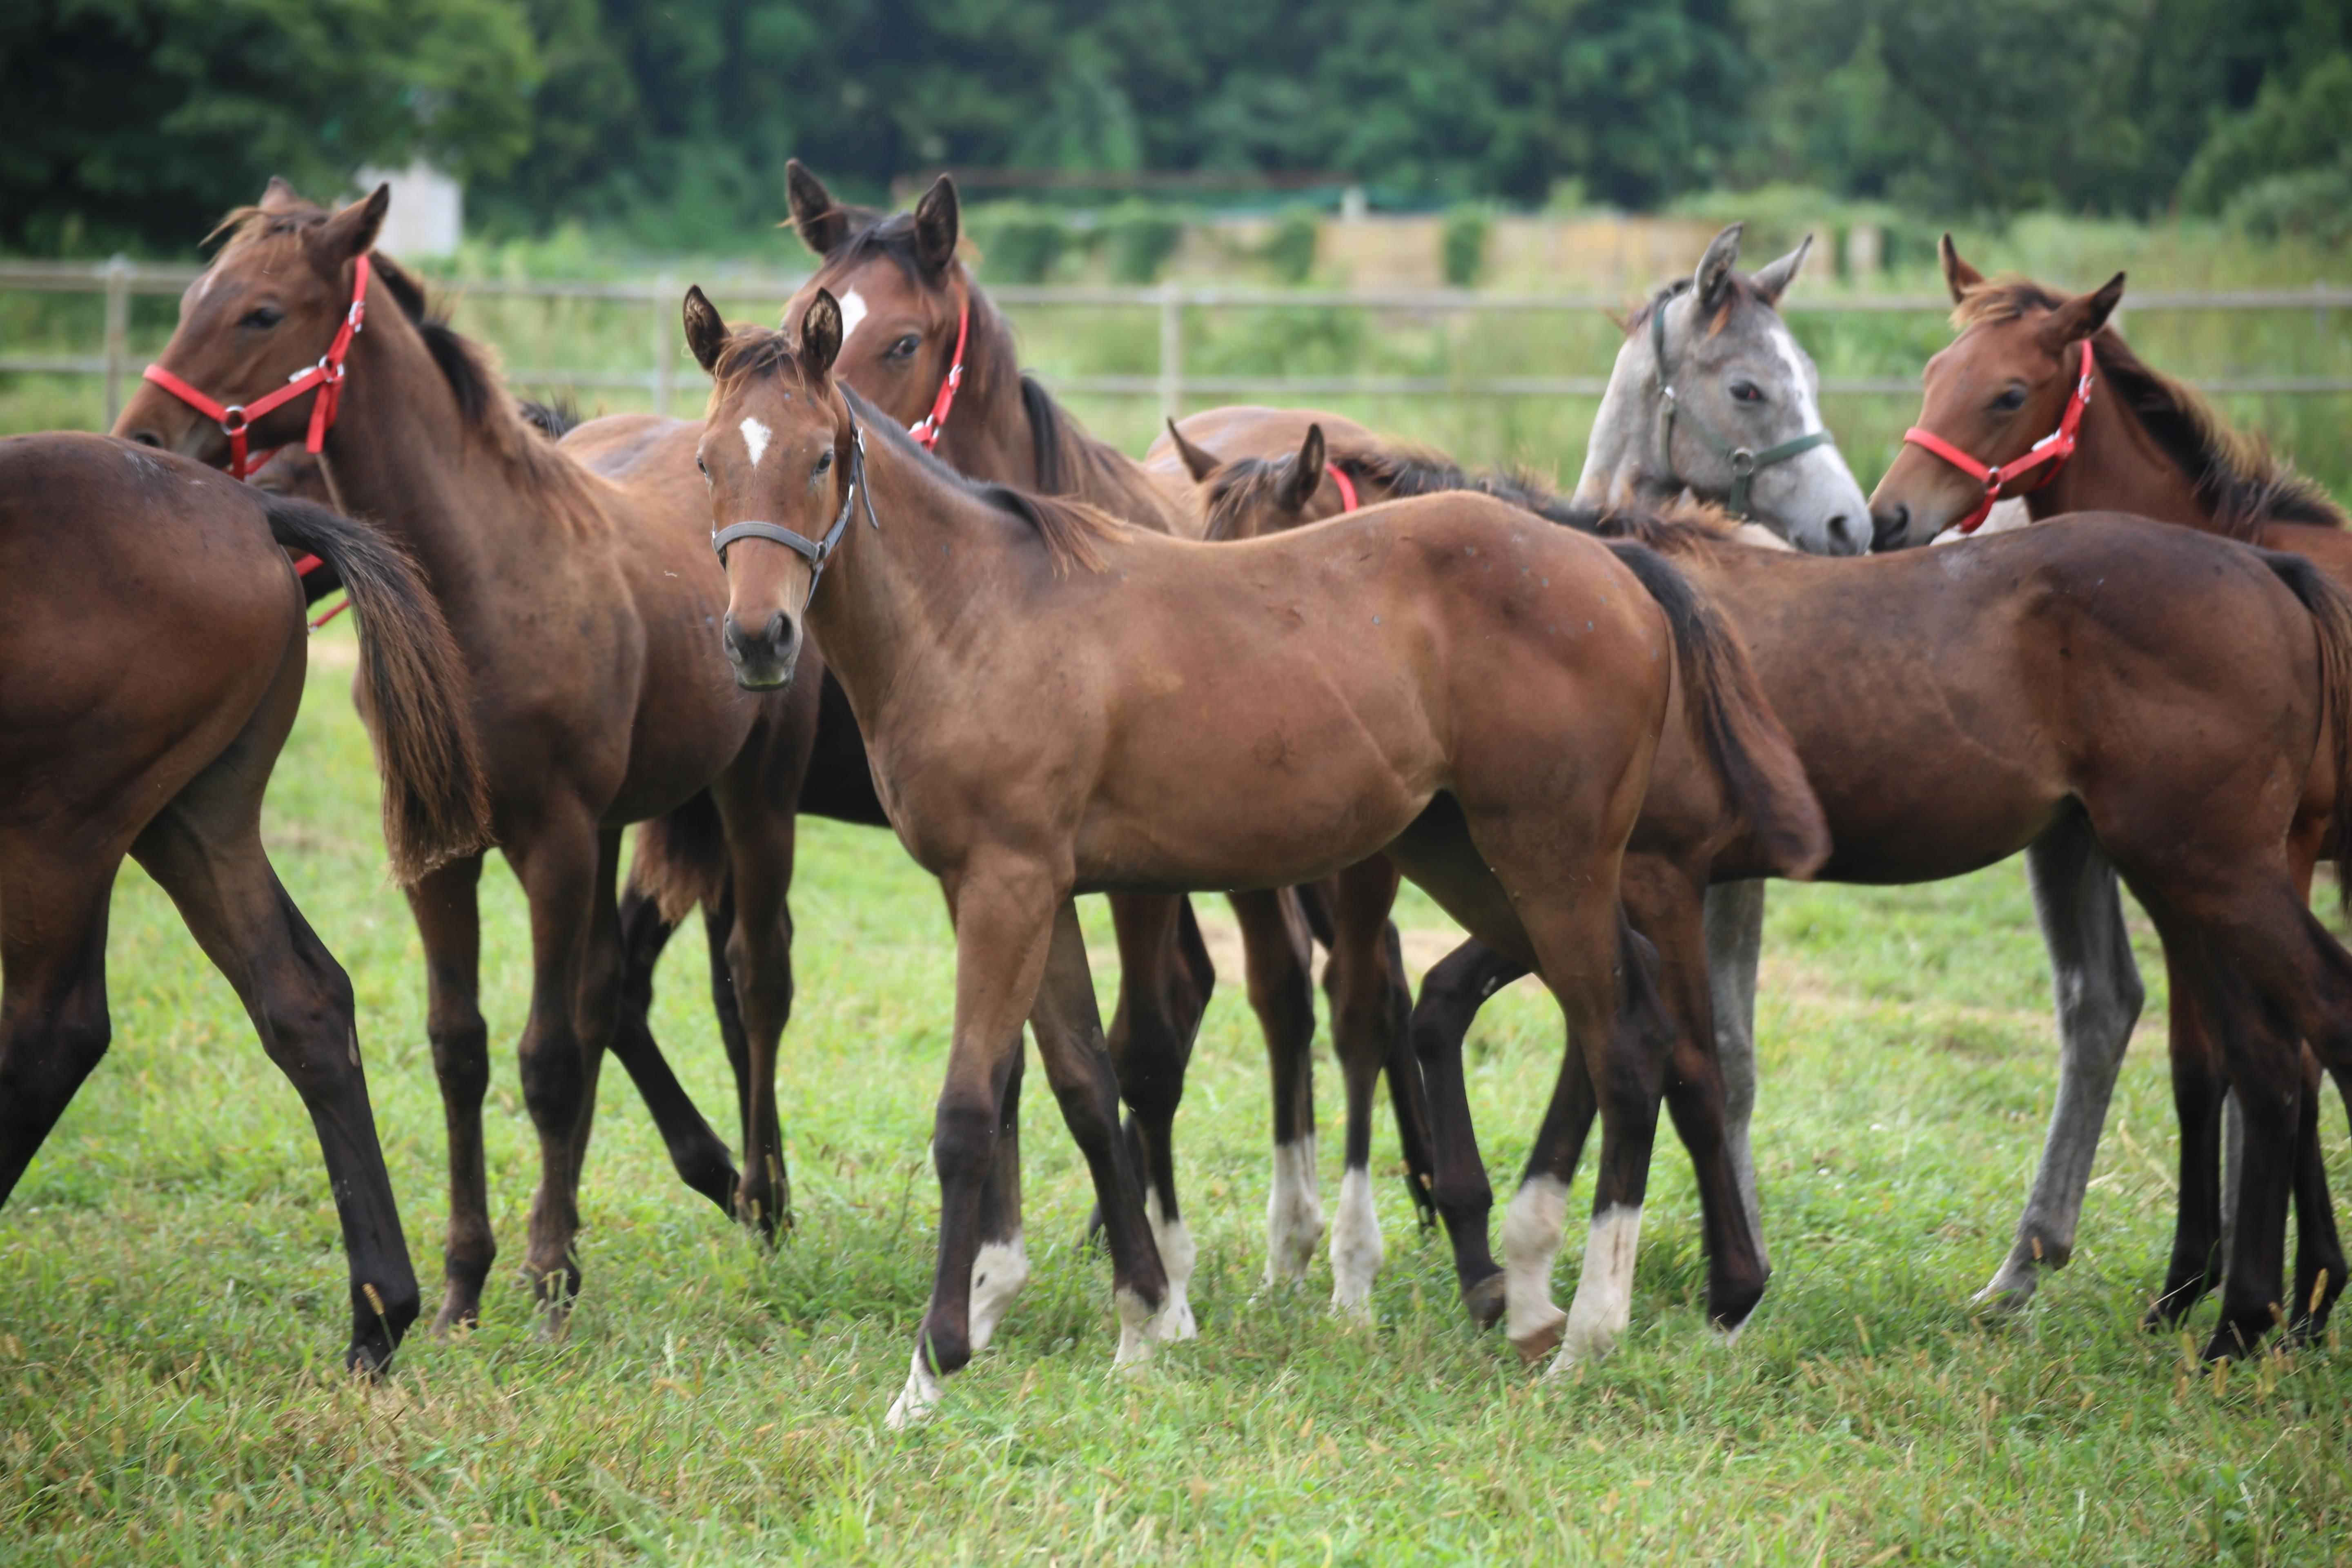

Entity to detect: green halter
[1650,292,1835,521]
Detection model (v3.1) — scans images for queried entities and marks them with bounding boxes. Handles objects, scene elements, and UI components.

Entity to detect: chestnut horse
[1198,425,2352,1359]
[1868,239,2352,1314]
[772,164,1434,1325]
[116,183,816,1332]
[686,287,1824,1417]
[0,433,488,1369]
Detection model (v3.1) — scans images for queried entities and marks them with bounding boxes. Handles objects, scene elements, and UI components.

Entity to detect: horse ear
[314,184,389,264]
[1165,419,1220,483]
[683,286,729,375]
[1940,234,1985,303]
[801,287,844,377]
[260,176,306,213]
[1695,222,1744,307]
[1750,234,1812,305]
[913,175,961,276]
[786,159,851,256]
[1281,425,1328,512]
[2039,272,2127,348]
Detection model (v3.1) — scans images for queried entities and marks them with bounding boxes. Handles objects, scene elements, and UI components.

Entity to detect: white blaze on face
[739,415,772,469]
[1766,320,1826,435]
[836,289,870,347]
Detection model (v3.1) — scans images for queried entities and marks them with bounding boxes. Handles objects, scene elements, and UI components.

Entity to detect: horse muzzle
[723,608,802,690]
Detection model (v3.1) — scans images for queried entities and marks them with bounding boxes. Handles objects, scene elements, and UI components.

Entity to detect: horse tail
[628,789,730,923]
[2258,549,2352,900]
[260,492,490,883]
[1608,541,1829,880]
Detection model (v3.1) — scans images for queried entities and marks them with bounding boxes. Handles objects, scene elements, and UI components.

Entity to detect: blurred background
[6,0,2350,490]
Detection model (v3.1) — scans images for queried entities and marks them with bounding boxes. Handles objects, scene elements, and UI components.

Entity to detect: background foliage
[8,0,2352,255]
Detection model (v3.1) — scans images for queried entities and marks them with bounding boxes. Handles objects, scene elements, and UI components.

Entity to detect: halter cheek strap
[1324,461,1359,513]
[1651,293,1835,521]
[142,255,371,483]
[1900,340,2097,535]
[906,289,970,451]
[711,415,878,601]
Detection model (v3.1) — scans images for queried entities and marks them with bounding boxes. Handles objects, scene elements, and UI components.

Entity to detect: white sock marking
[738,415,772,469]
[1328,1165,1384,1318]
[1555,1203,1644,1370]
[836,289,869,347]
[1502,1176,1570,1350]
[967,1232,1029,1354]
[1113,1286,1158,1370]
[1145,1192,1198,1341]
[1265,1136,1323,1284]
[884,1345,942,1429]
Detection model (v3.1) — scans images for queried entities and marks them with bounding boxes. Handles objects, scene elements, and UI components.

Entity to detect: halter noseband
[143,255,371,482]
[1651,290,1835,521]
[710,412,878,600]
[906,287,970,451]
[1900,340,2097,535]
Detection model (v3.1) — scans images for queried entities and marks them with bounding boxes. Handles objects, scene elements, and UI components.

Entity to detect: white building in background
[352,160,463,256]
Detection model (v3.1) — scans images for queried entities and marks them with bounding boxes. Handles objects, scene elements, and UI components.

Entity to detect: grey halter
[711,414,877,596]
[1651,291,1835,521]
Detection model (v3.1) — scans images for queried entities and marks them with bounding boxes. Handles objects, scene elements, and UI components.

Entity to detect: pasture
[5,626,2351,1564]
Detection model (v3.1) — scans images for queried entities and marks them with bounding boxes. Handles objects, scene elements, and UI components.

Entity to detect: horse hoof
[1509,1310,1566,1367]
[1970,1270,2039,1316]
[1461,1272,1507,1330]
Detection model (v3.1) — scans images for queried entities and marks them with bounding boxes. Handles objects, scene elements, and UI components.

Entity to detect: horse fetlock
[1501,1175,1569,1348]
[1113,1286,1163,1368]
[1264,1136,1323,1285]
[1460,1270,1508,1329]
[967,1233,1031,1353]
[1328,1165,1384,1319]
[1144,1203,1198,1342]
[1557,1204,1643,1367]
[885,1347,944,1429]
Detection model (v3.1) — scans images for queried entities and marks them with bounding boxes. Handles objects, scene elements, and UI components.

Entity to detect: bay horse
[769,163,1434,1327]
[1867,239,2352,1314]
[115,181,817,1332]
[1197,425,2352,1360]
[0,432,488,1370]
[686,287,1825,1416]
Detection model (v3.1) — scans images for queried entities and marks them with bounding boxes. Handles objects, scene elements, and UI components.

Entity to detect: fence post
[1158,282,1184,423]
[101,254,131,428]
[651,272,677,416]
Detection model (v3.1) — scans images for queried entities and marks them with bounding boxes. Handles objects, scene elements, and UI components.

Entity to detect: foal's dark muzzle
[723,608,801,690]
[1870,504,1913,552]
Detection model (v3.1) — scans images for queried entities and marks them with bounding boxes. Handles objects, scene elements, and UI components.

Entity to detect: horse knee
[932,1094,999,1180]
[428,1013,490,1102]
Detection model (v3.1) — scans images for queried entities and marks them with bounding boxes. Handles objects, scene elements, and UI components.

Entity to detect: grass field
[6,623,2352,1565]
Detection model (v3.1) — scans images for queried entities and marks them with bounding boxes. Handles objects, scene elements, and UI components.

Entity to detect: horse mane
[1957,278,2348,539]
[208,200,608,530]
[1622,274,1770,339]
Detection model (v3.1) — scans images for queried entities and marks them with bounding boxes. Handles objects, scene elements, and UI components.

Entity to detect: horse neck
[322,311,591,604]
[1575,332,1680,509]
[2026,341,2208,529]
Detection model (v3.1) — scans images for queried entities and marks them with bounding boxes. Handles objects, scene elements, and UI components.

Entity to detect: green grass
[5,628,2352,1564]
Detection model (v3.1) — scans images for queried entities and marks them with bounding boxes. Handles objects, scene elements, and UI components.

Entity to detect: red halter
[142,255,371,483]
[906,289,970,451]
[1325,462,1359,513]
[1900,339,2096,535]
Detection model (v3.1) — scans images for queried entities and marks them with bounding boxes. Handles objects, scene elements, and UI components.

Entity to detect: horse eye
[241,306,283,329]
[1992,386,2028,413]
[814,449,834,472]
[887,334,920,360]
[1730,381,1762,403]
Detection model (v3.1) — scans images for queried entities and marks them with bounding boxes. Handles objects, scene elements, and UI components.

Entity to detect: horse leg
[607,880,738,1214]
[713,773,799,1238]
[968,1047,1030,1353]
[2289,1046,2345,1339]
[504,808,612,1327]
[1702,880,1769,1274]
[1101,893,1202,1336]
[1410,938,1528,1325]
[701,880,753,1152]
[1323,856,1404,1317]
[1631,865,1770,1335]
[888,864,1071,1428]
[2144,917,2228,1329]
[1230,886,1321,1285]
[405,852,496,1332]
[1980,815,2145,1309]
[130,746,421,1371]
[1379,918,1440,1230]
[1029,900,1171,1360]
[0,841,119,1207]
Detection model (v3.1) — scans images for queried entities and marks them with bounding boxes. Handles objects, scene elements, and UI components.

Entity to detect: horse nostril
[1869,504,1911,553]
[1826,513,1854,545]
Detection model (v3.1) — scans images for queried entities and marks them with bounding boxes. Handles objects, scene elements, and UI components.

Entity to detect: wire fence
[7,256,2352,429]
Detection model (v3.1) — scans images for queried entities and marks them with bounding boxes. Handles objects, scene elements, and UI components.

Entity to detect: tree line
[4,0,2348,255]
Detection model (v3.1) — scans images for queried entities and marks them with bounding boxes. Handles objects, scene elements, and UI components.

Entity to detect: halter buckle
[218,405,249,436]
[1729,449,1757,478]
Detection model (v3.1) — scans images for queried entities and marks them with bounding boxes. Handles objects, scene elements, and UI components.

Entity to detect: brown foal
[686,287,1825,1416]
[0,434,487,1369]
[117,183,815,1331]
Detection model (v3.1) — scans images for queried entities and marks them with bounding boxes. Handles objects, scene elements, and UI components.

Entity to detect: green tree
[0,0,539,254]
